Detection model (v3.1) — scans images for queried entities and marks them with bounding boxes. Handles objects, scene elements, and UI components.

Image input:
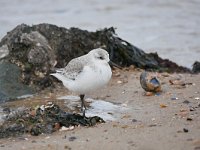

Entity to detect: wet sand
[0,68,200,150]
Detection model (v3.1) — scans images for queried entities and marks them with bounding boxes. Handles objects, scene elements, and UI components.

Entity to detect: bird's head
[88,48,110,63]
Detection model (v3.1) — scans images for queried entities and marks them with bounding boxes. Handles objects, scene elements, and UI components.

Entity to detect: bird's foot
[80,94,86,117]
[81,107,86,117]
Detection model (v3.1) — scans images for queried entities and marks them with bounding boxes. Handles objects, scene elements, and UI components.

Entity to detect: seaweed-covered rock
[0,25,56,90]
[0,102,104,138]
[0,23,192,101]
[192,61,200,73]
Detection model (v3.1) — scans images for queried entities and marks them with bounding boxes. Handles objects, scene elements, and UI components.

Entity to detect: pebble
[148,124,157,127]
[194,146,200,150]
[31,140,37,143]
[160,104,167,108]
[68,136,77,141]
[183,128,189,132]
[187,117,193,121]
[145,92,154,96]
[186,138,193,141]
[183,100,190,104]
[171,97,179,100]
[121,103,127,107]
[59,126,74,131]
[132,119,137,123]
[3,107,11,114]
[45,136,50,139]
[190,107,196,111]
[64,145,72,150]
[117,80,123,84]
[114,72,121,77]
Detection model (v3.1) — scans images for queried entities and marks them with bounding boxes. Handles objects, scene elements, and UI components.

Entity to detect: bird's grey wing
[59,58,86,80]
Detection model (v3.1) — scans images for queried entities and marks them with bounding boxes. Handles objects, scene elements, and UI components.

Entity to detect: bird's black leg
[80,94,86,117]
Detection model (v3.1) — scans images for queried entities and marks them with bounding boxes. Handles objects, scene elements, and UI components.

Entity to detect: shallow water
[58,95,129,121]
[0,95,129,126]
[0,0,200,67]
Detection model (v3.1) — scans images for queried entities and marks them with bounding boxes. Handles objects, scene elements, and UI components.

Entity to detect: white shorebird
[51,48,112,116]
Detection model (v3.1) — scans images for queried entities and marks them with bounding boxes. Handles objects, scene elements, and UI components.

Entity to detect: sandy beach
[0,67,199,150]
[0,0,200,149]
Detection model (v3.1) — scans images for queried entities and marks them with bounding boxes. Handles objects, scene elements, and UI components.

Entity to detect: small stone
[121,103,127,107]
[68,136,77,141]
[3,107,11,114]
[114,72,121,77]
[155,93,161,96]
[180,109,188,112]
[54,123,61,130]
[59,126,74,131]
[190,107,196,111]
[107,112,113,115]
[177,130,182,133]
[117,80,123,84]
[86,138,90,142]
[121,114,131,119]
[187,117,193,121]
[160,104,167,108]
[169,79,185,86]
[183,128,189,132]
[194,146,200,150]
[183,100,190,104]
[45,136,50,139]
[64,145,71,150]
[186,138,193,141]
[31,140,37,143]
[148,124,157,127]
[145,92,154,96]
[132,119,137,123]
[171,97,179,100]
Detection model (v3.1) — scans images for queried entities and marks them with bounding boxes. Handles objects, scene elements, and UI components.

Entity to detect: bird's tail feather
[50,73,66,82]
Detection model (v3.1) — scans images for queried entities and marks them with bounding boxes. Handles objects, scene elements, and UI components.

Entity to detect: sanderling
[51,48,112,116]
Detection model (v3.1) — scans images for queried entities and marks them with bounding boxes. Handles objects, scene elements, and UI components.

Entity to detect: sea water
[0,0,199,68]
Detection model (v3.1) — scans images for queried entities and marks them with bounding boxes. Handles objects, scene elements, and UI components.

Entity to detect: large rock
[192,61,200,73]
[0,61,33,102]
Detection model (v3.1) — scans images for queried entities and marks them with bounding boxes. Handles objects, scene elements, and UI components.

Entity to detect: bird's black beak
[109,61,122,69]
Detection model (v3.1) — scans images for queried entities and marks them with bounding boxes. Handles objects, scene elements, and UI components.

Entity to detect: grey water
[58,95,129,121]
[0,0,200,68]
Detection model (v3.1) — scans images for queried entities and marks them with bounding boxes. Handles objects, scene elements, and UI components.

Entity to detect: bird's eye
[99,56,104,60]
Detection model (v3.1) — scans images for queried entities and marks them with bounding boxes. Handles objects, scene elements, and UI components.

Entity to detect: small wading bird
[51,48,112,117]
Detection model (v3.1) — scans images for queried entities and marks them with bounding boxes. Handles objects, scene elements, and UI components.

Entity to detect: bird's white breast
[64,62,112,94]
